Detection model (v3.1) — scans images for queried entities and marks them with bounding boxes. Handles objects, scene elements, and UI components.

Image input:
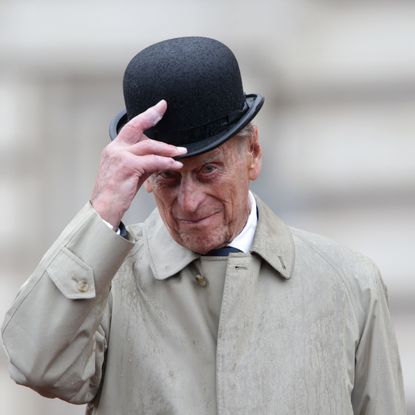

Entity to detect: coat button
[77,280,89,293]
[195,274,208,287]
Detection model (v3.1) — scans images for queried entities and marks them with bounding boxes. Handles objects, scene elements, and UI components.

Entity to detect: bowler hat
[109,36,264,158]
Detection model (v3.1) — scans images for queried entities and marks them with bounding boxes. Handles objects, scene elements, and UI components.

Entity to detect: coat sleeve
[351,263,406,415]
[1,202,135,404]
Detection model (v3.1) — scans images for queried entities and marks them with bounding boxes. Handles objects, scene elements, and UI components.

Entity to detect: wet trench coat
[2,197,405,414]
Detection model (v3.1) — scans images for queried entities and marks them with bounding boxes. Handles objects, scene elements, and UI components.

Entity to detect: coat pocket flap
[47,247,96,300]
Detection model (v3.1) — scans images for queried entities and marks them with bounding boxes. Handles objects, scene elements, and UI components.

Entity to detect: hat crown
[123,37,245,144]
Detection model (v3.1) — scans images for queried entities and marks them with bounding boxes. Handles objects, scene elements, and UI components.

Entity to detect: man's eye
[200,164,217,174]
[159,171,177,179]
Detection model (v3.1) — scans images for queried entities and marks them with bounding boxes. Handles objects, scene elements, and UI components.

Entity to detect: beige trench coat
[2,197,406,414]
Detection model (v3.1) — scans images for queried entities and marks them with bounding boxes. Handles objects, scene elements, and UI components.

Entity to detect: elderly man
[2,37,405,414]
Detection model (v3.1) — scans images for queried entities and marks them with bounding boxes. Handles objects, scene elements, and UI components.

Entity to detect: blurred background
[0,0,414,413]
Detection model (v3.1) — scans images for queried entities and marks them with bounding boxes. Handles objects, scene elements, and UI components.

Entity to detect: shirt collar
[228,191,257,253]
[143,193,294,280]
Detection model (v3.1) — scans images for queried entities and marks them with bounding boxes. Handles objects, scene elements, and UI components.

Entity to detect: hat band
[146,101,249,144]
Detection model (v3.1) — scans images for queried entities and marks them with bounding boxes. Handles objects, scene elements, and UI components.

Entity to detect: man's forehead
[181,144,225,167]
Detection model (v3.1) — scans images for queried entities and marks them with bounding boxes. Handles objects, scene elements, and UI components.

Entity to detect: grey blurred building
[1,1,414,414]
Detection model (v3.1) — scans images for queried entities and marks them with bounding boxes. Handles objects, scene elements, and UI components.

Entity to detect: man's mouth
[176,211,221,225]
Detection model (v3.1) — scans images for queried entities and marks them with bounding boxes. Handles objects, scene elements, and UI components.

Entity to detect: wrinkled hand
[91,100,186,228]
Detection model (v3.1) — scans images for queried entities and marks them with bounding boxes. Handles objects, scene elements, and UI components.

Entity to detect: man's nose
[178,178,205,214]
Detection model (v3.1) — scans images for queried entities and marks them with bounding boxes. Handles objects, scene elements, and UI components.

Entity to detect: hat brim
[109,93,264,159]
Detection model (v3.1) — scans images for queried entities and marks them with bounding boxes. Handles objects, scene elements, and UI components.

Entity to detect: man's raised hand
[91,100,186,228]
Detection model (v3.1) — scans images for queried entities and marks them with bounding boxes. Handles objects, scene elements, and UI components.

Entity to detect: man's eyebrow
[199,148,224,164]
[201,156,219,163]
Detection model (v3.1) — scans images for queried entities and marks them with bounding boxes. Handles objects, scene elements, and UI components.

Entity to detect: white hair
[237,122,255,140]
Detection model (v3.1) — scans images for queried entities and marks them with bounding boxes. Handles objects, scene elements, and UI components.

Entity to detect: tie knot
[205,246,242,256]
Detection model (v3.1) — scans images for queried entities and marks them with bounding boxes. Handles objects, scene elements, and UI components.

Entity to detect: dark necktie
[206,246,242,256]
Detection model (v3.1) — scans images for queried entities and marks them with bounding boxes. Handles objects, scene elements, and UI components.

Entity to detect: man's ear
[247,126,262,181]
[144,178,153,193]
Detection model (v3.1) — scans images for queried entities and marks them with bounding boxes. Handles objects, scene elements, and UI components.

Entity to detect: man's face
[145,128,262,254]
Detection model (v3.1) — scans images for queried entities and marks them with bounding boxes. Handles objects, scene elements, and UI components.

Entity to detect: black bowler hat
[109,36,264,158]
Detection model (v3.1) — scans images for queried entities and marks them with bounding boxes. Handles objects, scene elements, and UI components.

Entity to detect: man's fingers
[128,139,187,158]
[111,100,189,159]
[116,100,167,145]
[126,153,183,176]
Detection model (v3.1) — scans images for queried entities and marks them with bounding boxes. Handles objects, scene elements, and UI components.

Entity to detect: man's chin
[178,234,227,255]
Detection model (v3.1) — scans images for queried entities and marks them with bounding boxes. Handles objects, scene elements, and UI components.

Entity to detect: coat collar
[143,210,199,280]
[143,194,295,280]
[250,196,295,279]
